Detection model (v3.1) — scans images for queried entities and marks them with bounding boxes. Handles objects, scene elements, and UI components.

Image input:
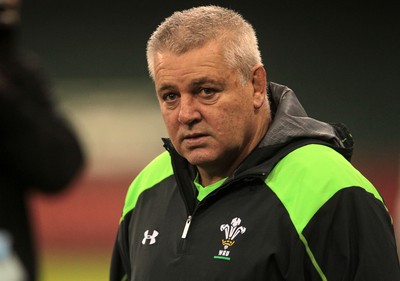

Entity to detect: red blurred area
[353,152,399,225]
[30,174,135,253]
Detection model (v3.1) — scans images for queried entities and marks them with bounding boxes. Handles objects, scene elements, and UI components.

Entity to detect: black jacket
[0,30,85,281]
[110,82,400,281]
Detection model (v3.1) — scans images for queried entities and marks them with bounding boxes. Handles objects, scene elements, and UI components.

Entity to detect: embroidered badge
[214,217,246,261]
[142,230,159,245]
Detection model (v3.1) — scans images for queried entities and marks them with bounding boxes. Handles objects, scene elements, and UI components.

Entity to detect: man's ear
[252,64,267,109]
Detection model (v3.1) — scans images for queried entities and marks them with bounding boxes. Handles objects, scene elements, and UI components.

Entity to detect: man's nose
[178,96,201,125]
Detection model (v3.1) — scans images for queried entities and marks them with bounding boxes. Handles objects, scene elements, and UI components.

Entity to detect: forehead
[153,43,238,88]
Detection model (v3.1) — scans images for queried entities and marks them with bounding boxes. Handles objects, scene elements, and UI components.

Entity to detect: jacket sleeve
[303,187,400,280]
[110,219,131,281]
[0,57,84,193]
[110,237,128,281]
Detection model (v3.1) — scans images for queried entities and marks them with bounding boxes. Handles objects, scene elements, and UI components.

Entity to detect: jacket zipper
[181,215,192,239]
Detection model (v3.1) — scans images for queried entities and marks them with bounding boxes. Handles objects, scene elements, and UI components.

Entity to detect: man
[0,0,85,280]
[110,5,400,281]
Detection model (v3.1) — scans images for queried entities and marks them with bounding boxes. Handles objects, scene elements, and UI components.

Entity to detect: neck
[196,167,228,187]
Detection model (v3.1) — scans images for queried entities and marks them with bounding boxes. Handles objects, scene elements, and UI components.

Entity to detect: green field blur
[39,251,110,281]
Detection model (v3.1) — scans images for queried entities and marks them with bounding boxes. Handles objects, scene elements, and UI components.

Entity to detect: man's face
[153,42,261,173]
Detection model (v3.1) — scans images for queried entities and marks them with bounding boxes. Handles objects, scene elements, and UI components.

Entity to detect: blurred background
[17,1,399,280]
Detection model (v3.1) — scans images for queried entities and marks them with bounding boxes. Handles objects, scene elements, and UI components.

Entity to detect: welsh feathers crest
[214,217,246,260]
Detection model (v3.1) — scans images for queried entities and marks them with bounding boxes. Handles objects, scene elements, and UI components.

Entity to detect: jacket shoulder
[121,151,173,219]
[265,144,382,233]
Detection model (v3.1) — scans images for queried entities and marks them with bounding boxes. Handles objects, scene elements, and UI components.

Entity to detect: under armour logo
[142,230,159,245]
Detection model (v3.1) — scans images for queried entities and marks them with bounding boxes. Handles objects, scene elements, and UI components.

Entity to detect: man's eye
[199,88,217,96]
[162,93,178,102]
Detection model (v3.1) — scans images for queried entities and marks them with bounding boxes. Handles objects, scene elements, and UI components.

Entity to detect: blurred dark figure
[0,0,85,280]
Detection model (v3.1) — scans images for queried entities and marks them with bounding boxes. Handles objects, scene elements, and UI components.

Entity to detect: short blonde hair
[146,5,262,82]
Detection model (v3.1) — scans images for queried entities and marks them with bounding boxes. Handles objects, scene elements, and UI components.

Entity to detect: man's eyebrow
[190,78,225,88]
[157,78,225,94]
[157,84,177,93]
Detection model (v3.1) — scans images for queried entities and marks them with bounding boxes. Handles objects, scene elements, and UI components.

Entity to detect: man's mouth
[183,133,207,139]
[182,133,209,146]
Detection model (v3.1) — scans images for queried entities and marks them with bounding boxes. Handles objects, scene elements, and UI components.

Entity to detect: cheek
[161,111,178,135]
[215,98,254,136]
[212,106,244,136]
[228,95,252,117]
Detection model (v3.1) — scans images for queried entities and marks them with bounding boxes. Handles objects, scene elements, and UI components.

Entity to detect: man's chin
[182,150,216,167]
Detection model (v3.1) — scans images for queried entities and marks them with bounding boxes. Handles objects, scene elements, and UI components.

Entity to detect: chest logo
[214,217,246,261]
[142,230,159,245]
